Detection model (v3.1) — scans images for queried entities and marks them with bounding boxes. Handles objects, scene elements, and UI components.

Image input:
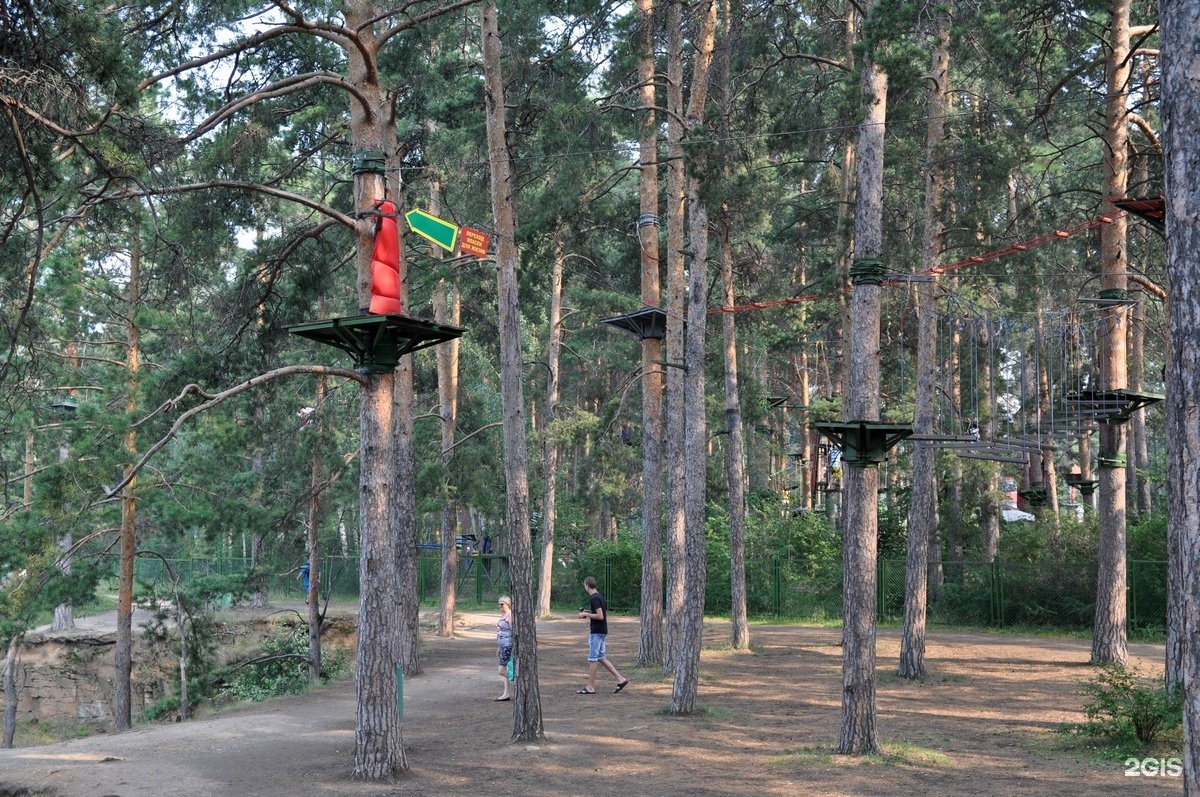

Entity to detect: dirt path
[0,611,1182,796]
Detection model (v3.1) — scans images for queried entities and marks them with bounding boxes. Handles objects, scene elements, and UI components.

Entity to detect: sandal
[614,680,629,693]
[575,688,595,694]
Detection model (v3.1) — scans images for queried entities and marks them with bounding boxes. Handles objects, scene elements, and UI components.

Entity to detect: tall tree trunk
[394,187,421,679]
[114,229,141,730]
[481,1,543,742]
[720,209,749,651]
[51,449,73,631]
[667,0,717,717]
[1160,2,1200,784]
[840,0,885,753]
[898,0,949,681]
[830,3,859,406]
[1093,0,1131,667]
[662,0,687,674]
[977,319,1000,564]
[713,0,747,653]
[946,316,964,583]
[176,602,189,721]
[431,182,461,639]
[635,0,666,669]
[2,636,19,748]
[307,367,325,684]
[347,0,405,777]
[536,229,565,619]
[353,372,404,778]
[248,224,269,610]
[1128,289,1151,514]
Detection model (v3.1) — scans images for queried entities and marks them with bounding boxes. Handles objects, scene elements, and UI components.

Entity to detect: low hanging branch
[107,364,365,500]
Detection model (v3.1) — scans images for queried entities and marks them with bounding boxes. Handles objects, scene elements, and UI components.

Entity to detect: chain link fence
[133,554,1167,636]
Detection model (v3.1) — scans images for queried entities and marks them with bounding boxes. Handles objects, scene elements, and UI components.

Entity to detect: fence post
[475,551,483,604]
[603,556,611,606]
[877,559,885,621]
[773,555,781,618]
[990,559,1003,626]
[1128,559,1137,633]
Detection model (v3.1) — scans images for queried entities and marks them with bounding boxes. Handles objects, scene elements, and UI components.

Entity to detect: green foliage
[1068,665,1182,750]
[807,397,842,423]
[224,627,347,703]
[568,535,642,613]
[139,573,251,714]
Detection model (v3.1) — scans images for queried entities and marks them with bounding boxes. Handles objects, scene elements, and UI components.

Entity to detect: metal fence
[132,555,1167,635]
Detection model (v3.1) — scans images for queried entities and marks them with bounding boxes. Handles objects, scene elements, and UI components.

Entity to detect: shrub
[225,627,347,703]
[1071,664,1182,748]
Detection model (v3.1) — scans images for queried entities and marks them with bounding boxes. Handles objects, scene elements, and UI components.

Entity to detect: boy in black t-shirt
[576,576,630,695]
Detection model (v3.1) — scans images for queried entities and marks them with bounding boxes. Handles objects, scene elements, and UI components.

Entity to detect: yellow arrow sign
[405,208,460,253]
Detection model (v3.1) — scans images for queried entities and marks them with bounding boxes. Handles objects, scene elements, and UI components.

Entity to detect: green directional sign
[406,208,460,253]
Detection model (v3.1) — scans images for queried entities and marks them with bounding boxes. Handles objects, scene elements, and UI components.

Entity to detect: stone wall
[3,627,168,732]
[2,609,358,735]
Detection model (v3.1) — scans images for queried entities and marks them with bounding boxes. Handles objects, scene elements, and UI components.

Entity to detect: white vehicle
[1000,503,1035,523]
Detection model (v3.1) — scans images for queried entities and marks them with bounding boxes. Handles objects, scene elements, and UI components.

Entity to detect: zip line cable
[706,209,1127,316]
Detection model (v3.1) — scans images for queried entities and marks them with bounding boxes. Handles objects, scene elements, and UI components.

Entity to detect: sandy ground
[0,609,1183,796]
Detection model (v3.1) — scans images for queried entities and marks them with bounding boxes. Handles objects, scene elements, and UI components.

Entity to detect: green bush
[1070,664,1182,748]
[225,627,348,702]
[563,535,643,612]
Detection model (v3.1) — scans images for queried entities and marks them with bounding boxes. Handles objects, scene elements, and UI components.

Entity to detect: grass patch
[8,718,91,747]
[654,704,747,722]
[881,741,954,767]
[876,668,967,686]
[769,745,835,767]
[770,742,952,769]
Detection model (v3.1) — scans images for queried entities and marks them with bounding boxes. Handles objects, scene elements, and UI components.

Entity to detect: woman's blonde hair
[497,595,511,607]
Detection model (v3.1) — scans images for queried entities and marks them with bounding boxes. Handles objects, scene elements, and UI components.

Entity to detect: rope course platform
[289,314,464,374]
[598,306,669,339]
[1064,473,1101,497]
[1062,389,1164,424]
[1112,195,1165,230]
[811,421,912,467]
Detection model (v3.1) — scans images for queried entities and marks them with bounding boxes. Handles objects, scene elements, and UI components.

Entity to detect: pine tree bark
[715,0,747,652]
[1093,0,1132,667]
[721,210,749,651]
[394,376,421,676]
[898,5,949,681]
[1128,289,1151,514]
[353,374,405,778]
[431,183,461,639]
[481,1,543,742]
[977,319,1000,564]
[307,367,325,684]
[114,229,141,730]
[394,187,422,678]
[1159,2,1200,786]
[667,0,717,718]
[2,636,19,748]
[536,229,565,619]
[840,3,885,751]
[346,0,405,777]
[662,0,687,674]
[635,0,666,669]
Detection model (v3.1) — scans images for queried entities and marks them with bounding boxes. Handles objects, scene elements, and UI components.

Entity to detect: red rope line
[706,210,1125,316]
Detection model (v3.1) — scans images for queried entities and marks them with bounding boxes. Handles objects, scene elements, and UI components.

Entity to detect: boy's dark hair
[584,576,598,590]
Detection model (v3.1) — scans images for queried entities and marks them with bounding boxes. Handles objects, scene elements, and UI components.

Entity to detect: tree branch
[377,0,485,45]
[182,73,374,142]
[109,365,366,500]
[99,181,355,228]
